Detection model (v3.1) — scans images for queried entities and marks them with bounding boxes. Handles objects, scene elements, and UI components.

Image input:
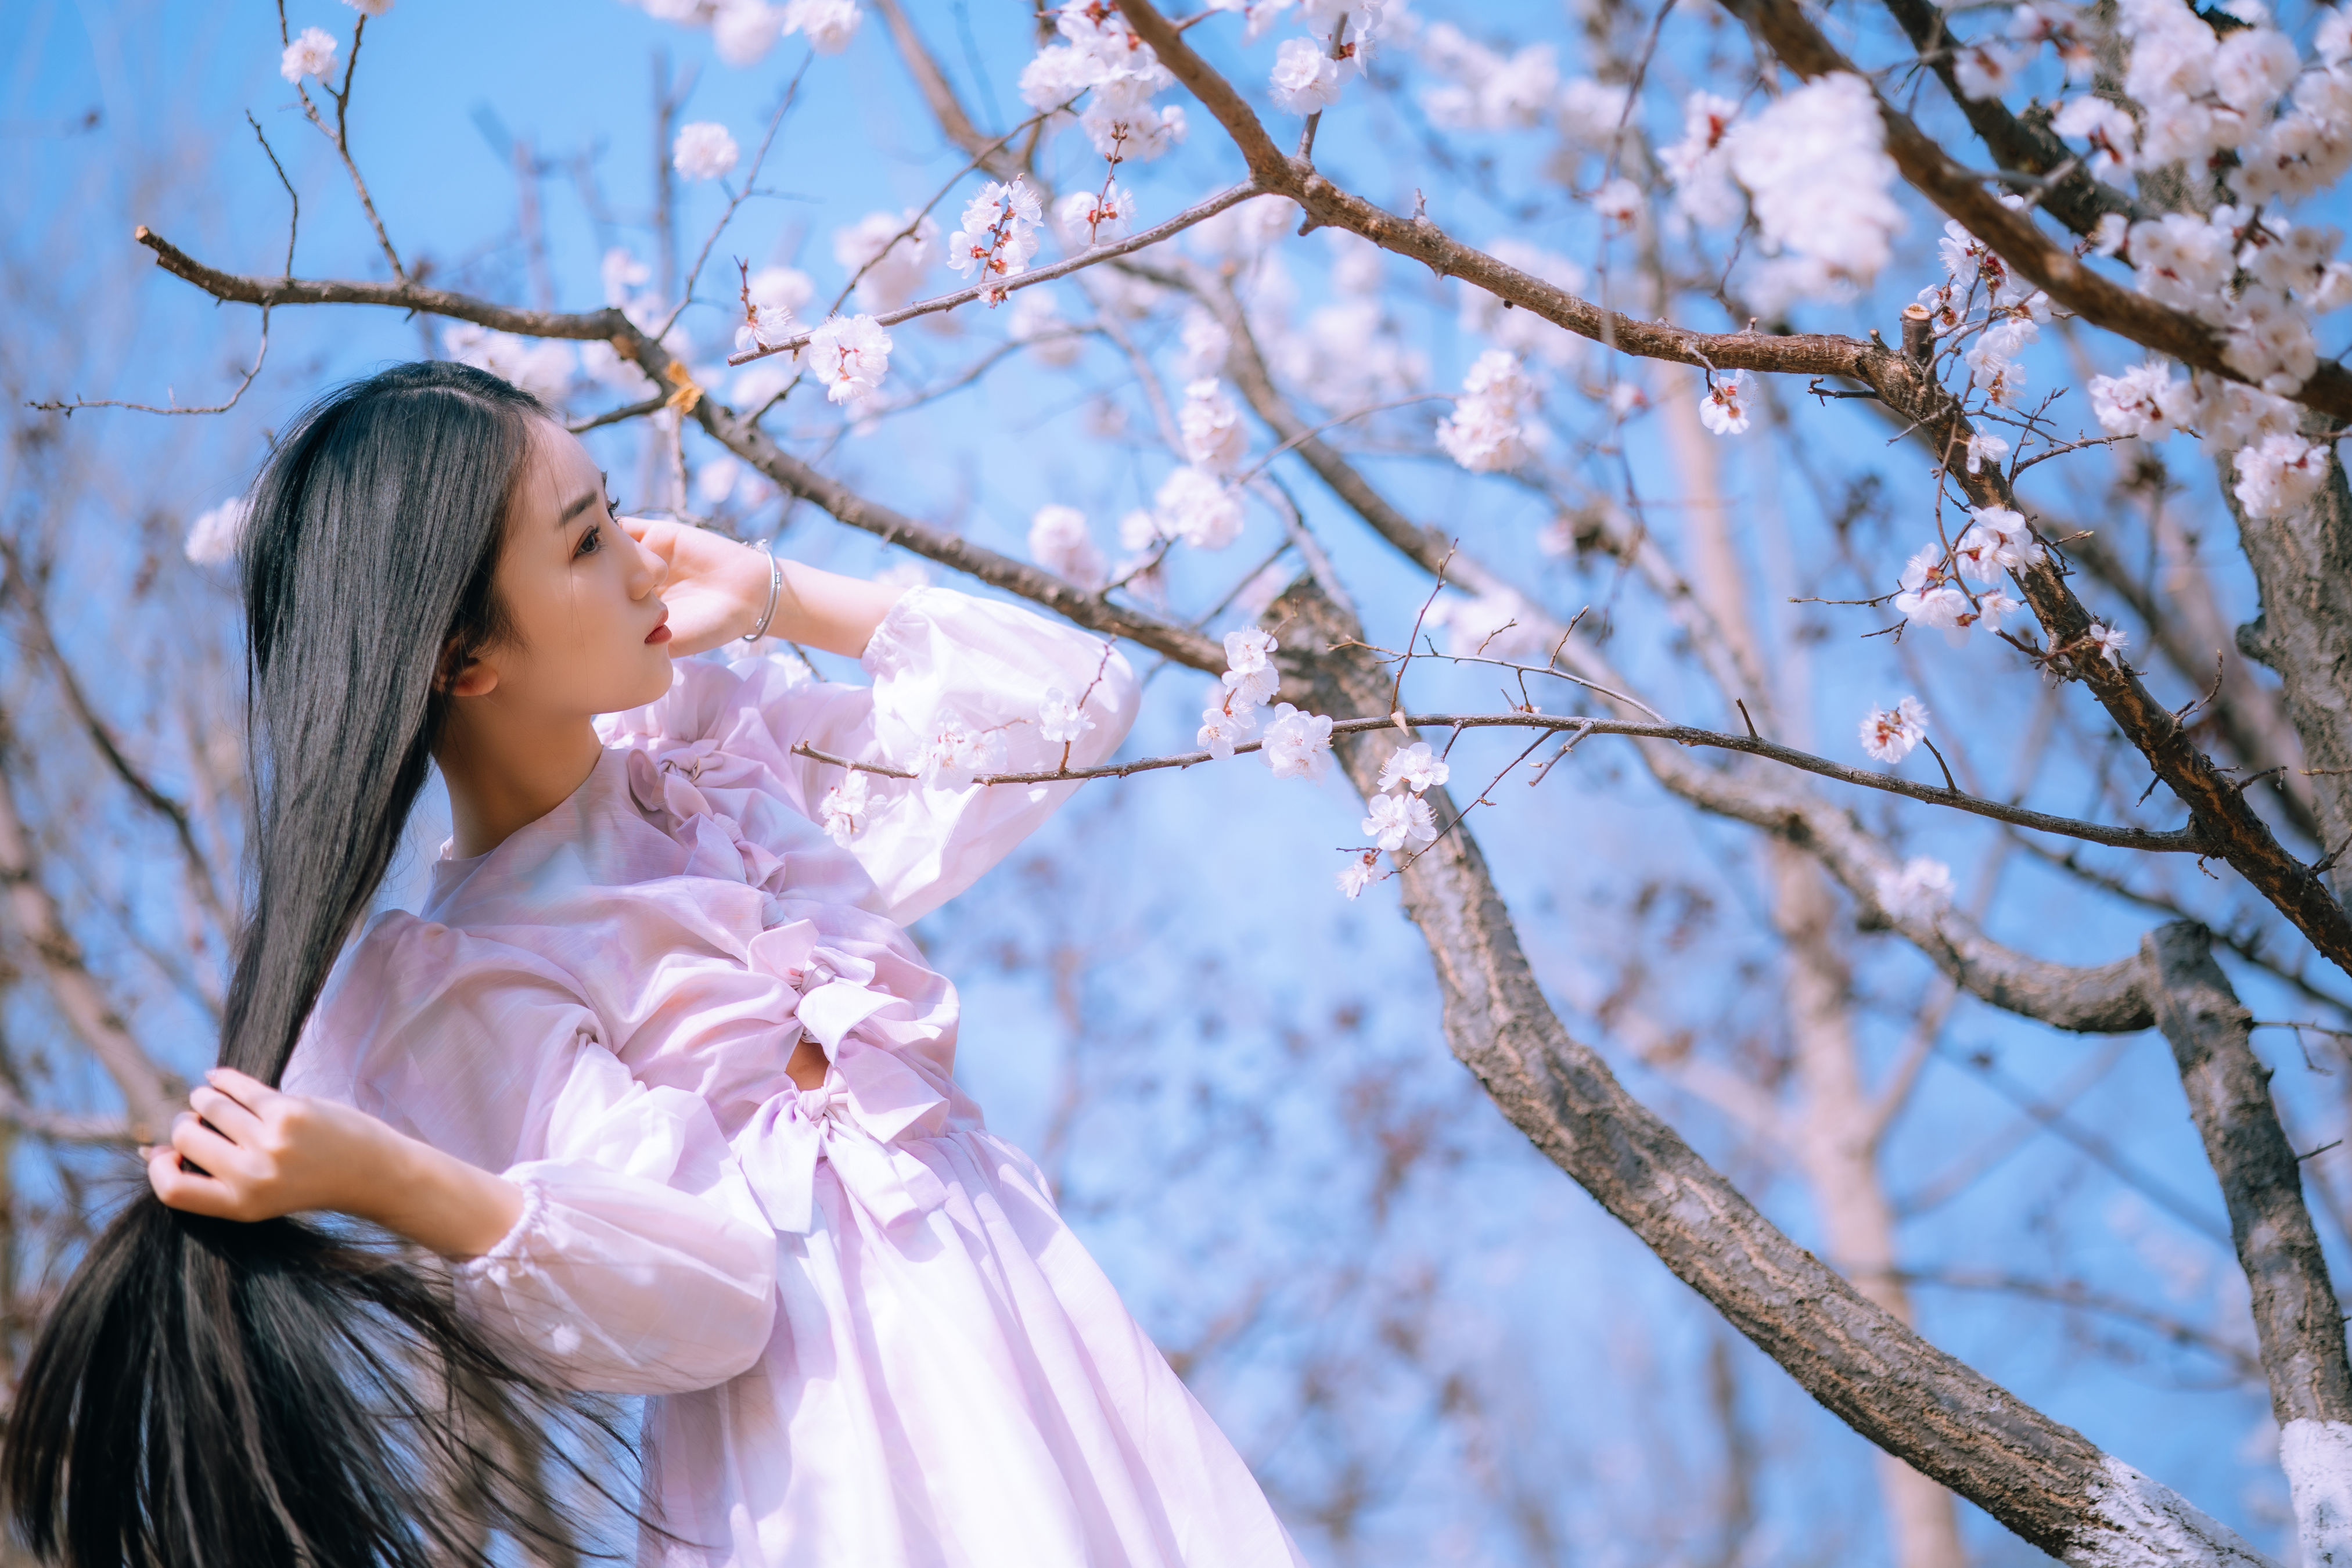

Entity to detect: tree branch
[1720,0,2352,422]
[1254,572,2269,1568]
[2144,921,2352,1568]
[0,721,178,1140]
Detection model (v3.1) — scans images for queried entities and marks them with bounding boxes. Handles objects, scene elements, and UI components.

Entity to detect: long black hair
[3,361,628,1566]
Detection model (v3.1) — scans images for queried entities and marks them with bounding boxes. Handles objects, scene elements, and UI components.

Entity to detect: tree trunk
[2226,451,2352,877]
[2145,921,2352,1567]
[1771,844,1968,1568]
[1261,576,2272,1568]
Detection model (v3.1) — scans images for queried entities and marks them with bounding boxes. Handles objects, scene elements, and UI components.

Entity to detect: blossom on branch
[280,26,339,82]
[1698,371,1750,436]
[1661,92,1743,226]
[807,314,893,405]
[948,177,1044,298]
[818,769,871,846]
[782,0,862,53]
[1222,627,1281,708]
[1055,184,1136,246]
[2084,621,2131,667]
[1860,696,1930,764]
[1436,350,1537,472]
[1270,37,1345,115]
[1028,505,1109,591]
[1378,741,1451,794]
[2089,361,2195,438]
[1179,380,1249,474]
[1875,857,1955,921]
[1336,851,1379,900]
[832,210,938,312]
[1725,72,1904,304]
[1363,787,1438,852]
[673,122,740,182]
[1892,546,1970,634]
[2233,431,2332,517]
[185,498,250,566]
[1155,466,1245,550]
[1039,686,1095,746]
[1262,703,1335,781]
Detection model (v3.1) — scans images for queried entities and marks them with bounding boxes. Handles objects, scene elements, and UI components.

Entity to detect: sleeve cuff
[858,584,944,678]
[453,1173,548,1285]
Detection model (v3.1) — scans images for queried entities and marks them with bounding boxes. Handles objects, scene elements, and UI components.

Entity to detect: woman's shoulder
[287,909,607,1143]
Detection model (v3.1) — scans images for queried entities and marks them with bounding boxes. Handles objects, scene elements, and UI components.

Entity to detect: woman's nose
[631,531,668,596]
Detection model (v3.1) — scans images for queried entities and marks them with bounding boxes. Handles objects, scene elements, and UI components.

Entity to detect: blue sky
[2,2,2325,1561]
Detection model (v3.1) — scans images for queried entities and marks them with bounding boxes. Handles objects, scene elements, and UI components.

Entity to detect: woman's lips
[646,608,672,645]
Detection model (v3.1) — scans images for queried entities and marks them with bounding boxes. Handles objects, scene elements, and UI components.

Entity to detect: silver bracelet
[743,545,782,642]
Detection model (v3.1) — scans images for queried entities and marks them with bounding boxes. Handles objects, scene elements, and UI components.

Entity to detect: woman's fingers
[188,1083,264,1143]
[204,1065,275,1109]
[146,1142,240,1218]
[168,1111,250,1184]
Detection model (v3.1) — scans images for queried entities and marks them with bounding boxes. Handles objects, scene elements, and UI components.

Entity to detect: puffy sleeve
[283,915,779,1396]
[602,584,1140,925]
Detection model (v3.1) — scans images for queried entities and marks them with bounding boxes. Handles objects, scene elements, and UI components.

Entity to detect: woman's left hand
[141,1067,526,1258]
[624,515,771,656]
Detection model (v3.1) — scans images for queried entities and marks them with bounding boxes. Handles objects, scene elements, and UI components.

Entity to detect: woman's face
[455,416,675,718]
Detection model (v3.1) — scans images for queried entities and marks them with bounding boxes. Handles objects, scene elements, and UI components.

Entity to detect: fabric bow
[739,920,950,1236]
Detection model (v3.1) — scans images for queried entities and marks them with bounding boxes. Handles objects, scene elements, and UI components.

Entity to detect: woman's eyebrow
[557,472,611,525]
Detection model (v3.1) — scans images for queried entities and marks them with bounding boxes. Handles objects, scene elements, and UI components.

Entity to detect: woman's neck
[433,710,606,860]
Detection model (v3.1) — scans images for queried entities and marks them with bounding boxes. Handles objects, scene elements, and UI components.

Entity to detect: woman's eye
[576,524,602,558]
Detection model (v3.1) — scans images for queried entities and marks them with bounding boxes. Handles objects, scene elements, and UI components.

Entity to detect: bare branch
[795,711,2211,854]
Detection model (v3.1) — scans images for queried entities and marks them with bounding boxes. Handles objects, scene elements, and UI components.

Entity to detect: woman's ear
[436,641,500,699]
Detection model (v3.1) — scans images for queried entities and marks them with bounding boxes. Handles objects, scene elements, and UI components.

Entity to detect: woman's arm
[146,1067,525,1259]
[624,516,904,660]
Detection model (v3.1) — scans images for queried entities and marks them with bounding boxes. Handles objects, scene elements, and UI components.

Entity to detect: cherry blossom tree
[22,0,2352,1561]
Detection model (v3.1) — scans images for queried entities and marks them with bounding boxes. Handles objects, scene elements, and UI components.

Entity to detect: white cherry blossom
[1336,851,1379,899]
[1660,92,1743,226]
[672,123,740,182]
[1262,703,1335,781]
[1155,466,1245,549]
[1725,73,1905,301]
[2084,621,2131,666]
[2233,431,2332,517]
[1860,696,1930,764]
[185,498,250,566]
[1699,371,1750,436]
[1436,349,1537,472]
[917,722,1005,790]
[782,0,861,53]
[1377,740,1451,794]
[1892,546,1971,633]
[1038,686,1095,746]
[1179,379,1249,474]
[1270,37,1344,115]
[280,26,338,82]
[818,769,872,846]
[1362,788,1438,852]
[1055,184,1137,246]
[832,210,938,312]
[1875,857,1955,921]
[807,314,893,404]
[1028,505,1108,590]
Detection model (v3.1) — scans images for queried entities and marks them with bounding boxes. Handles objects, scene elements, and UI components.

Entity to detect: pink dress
[283,586,1308,1568]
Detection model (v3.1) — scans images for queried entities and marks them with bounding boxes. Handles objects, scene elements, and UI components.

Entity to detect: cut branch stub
[1258,571,2268,1568]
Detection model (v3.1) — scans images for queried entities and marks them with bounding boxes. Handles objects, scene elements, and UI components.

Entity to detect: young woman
[3,361,1307,1567]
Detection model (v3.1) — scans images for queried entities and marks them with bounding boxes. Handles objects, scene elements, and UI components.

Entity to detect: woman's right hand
[144,1067,525,1258]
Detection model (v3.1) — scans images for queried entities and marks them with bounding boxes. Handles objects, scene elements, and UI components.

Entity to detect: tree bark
[0,723,178,1140]
[1263,576,2270,1568]
[2226,452,2352,875]
[2144,922,2352,1568]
